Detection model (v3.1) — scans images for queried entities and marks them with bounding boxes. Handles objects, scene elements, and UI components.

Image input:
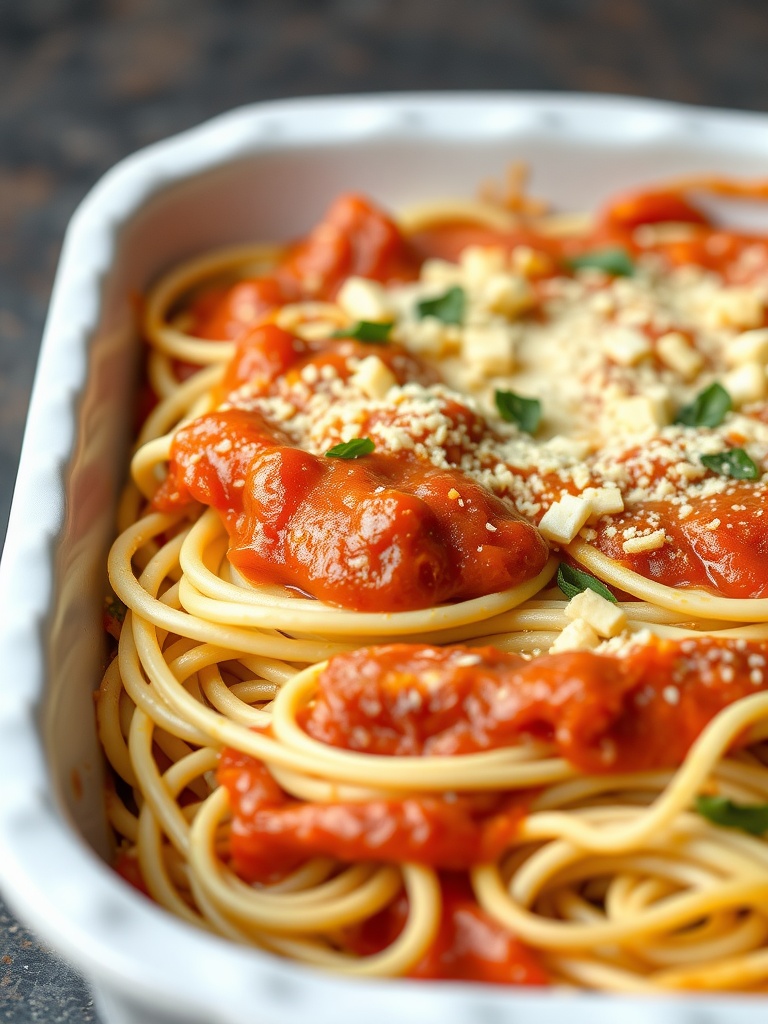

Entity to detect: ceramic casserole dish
[2,92,768,1024]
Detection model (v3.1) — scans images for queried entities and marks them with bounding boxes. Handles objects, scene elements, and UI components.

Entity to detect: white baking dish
[2,92,768,1024]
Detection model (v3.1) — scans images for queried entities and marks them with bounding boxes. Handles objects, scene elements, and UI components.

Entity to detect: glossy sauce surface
[218,749,526,882]
[156,411,549,610]
[413,188,768,596]
[190,194,420,340]
[301,639,768,772]
[156,184,768,987]
[157,184,768,604]
[411,186,768,286]
[595,492,768,597]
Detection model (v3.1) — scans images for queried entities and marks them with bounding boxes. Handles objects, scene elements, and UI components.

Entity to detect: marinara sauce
[301,639,768,772]
[344,875,548,986]
[189,194,421,341]
[154,316,549,611]
[219,637,768,892]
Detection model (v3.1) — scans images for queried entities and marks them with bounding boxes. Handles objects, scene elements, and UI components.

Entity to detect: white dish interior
[2,93,768,1023]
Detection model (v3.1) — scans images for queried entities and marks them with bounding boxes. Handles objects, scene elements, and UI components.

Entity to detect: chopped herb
[105,595,127,623]
[103,595,127,641]
[700,448,759,480]
[695,795,768,836]
[416,286,465,324]
[568,248,634,277]
[675,382,732,428]
[557,563,618,604]
[331,320,393,343]
[495,390,542,434]
[325,437,376,459]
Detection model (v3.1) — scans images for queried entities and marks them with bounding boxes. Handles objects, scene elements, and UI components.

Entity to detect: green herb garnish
[416,286,465,324]
[700,448,759,480]
[104,595,127,623]
[695,795,768,836]
[325,437,376,459]
[332,320,393,343]
[675,382,732,428]
[568,248,634,277]
[557,563,618,604]
[494,390,542,434]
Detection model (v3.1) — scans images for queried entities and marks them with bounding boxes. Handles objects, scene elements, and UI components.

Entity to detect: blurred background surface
[2,0,768,1018]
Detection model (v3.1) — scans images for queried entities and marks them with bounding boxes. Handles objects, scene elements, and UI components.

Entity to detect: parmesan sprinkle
[622,529,666,554]
[219,235,768,593]
[662,685,680,705]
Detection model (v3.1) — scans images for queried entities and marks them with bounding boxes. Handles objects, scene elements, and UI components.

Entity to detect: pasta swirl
[99,180,768,992]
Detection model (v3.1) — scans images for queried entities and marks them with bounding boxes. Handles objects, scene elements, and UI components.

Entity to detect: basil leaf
[325,437,376,459]
[332,320,393,343]
[557,563,618,604]
[495,390,542,434]
[568,248,634,277]
[695,795,768,836]
[675,382,732,428]
[416,286,465,324]
[700,448,759,481]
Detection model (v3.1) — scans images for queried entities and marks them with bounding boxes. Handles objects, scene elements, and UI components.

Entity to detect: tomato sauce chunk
[155,411,548,611]
[217,322,435,403]
[595,491,768,598]
[189,194,420,341]
[190,277,297,341]
[301,639,768,772]
[600,189,710,232]
[217,752,525,884]
[278,193,420,299]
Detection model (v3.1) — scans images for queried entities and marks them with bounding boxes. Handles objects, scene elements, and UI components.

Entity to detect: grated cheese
[549,618,601,653]
[564,589,627,638]
[538,494,592,545]
[622,529,666,553]
[218,224,768,586]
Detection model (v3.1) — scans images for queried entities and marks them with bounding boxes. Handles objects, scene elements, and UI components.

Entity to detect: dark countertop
[2,1,768,1019]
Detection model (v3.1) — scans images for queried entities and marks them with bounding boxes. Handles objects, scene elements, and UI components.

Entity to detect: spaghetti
[99,176,768,991]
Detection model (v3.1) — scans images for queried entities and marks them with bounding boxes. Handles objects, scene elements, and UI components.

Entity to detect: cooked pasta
[98,176,768,991]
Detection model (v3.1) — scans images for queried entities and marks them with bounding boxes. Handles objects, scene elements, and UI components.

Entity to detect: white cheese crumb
[582,485,625,519]
[549,618,601,653]
[480,273,534,318]
[725,327,768,367]
[622,529,666,553]
[723,362,767,407]
[454,654,482,667]
[656,331,703,380]
[408,317,460,356]
[461,323,517,379]
[705,288,764,329]
[336,276,394,322]
[564,589,627,638]
[610,394,670,434]
[460,245,506,287]
[350,355,397,399]
[420,258,463,286]
[538,493,592,544]
[602,326,652,367]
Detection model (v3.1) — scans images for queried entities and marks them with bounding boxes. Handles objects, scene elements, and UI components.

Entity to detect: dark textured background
[2,0,768,1019]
